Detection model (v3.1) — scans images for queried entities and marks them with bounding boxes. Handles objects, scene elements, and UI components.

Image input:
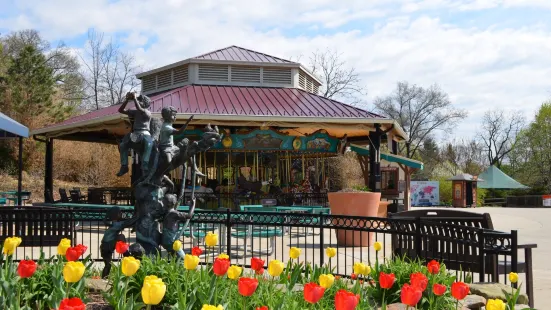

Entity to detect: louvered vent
[231,66,261,83]
[142,75,156,92]
[313,85,319,94]
[299,73,306,89]
[157,70,172,89]
[306,79,313,92]
[173,65,189,84]
[263,68,292,84]
[198,65,229,81]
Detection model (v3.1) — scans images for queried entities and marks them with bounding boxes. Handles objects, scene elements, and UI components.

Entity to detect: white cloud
[1,0,551,138]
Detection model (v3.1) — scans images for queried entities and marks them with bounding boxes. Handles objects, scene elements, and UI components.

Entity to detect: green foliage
[438,177,452,206]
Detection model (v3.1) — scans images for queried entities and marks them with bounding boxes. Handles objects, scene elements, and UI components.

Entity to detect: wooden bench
[388,209,536,308]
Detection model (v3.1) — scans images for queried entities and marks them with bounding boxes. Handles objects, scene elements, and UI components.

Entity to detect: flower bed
[1,237,526,309]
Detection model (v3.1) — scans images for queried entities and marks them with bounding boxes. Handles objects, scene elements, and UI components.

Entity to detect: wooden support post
[44,138,54,203]
[369,124,382,192]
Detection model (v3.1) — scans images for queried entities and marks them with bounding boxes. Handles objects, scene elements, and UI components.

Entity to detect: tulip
[256,307,268,310]
[451,282,470,300]
[227,265,243,280]
[238,277,259,296]
[192,246,203,256]
[319,274,335,289]
[427,260,440,274]
[17,260,37,278]
[256,268,265,275]
[205,232,218,247]
[289,247,301,259]
[326,247,337,258]
[350,273,357,280]
[3,236,22,256]
[432,283,446,296]
[58,297,85,310]
[379,272,396,289]
[374,241,382,251]
[172,240,183,252]
[63,261,85,283]
[74,244,88,257]
[268,260,284,277]
[202,305,224,310]
[401,283,423,307]
[353,262,370,276]
[65,247,81,262]
[218,253,229,260]
[509,272,518,284]
[251,257,265,272]
[184,254,200,270]
[334,289,360,310]
[213,257,230,276]
[410,272,428,291]
[57,238,71,256]
[121,256,141,276]
[304,282,325,304]
[115,241,130,254]
[141,275,166,305]
[486,299,506,310]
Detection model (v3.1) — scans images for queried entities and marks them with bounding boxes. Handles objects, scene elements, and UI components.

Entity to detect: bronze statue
[101,100,222,276]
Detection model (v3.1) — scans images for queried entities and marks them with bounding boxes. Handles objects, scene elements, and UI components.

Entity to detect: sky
[1,0,551,139]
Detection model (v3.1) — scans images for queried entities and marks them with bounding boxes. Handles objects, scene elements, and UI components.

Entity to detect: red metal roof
[36,85,385,132]
[193,46,295,64]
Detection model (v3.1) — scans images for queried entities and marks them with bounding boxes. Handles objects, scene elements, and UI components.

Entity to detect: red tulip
[350,273,357,280]
[251,257,265,272]
[65,247,81,262]
[401,283,423,307]
[303,282,325,304]
[74,244,88,256]
[213,257,230,276]
[58,297,85,310]
[17,260,37,278]
[334,289,360,310]
[451,282,470,300]
[115,241,129,255]
[379,272,396,289]
[433,283,447,296]
[427,260,440,274]
[255,267,265,275]
[238,277,259,297]
[256,307,268,310]
[191,246,203,256]
[410,272,428,291]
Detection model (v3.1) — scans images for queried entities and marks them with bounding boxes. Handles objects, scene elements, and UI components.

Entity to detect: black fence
[0,206,519,280]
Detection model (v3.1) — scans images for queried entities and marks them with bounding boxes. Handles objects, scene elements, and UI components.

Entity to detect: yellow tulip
[509,272,518,284]
[374,241,383,252]
[141,275,167,305]
[202,305,224,310]
[227,265,242,280]
[486,299,506,310]
[173,240,183,251]
[121,256,140,277]
[325,247,337,258]
[63,261,85,283]
[353,262,370,276]
[364,265,372,275]
[319,274,335,289]
[268,260,285,277]
[218,253,229,260]
[184,254,200,270]
[205,232,218,247]
[3,237,22,256]
[57,238,71,255]
[289,247,301,259]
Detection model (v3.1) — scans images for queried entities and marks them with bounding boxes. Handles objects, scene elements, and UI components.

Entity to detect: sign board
[410,181,440,206]
[543,195,551,207]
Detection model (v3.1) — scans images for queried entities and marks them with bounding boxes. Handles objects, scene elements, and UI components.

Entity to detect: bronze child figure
[160,193,191,258]
[116,92,154,177]
[159,106,192,165]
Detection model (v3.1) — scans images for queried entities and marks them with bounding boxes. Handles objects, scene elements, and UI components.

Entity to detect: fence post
[226,208,232,257]
[511,230,518,289]
[414,217,422,259]
[478,229,485,282]
[319,213,325,267]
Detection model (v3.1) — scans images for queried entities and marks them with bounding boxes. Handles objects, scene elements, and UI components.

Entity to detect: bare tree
[441,139,485,176]
[307,49,366,104]
[374,81,468,159]
[478,110,524,168]
[80,29,140,110]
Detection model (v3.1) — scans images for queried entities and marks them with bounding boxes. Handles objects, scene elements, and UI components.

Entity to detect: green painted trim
[349,144,423,170]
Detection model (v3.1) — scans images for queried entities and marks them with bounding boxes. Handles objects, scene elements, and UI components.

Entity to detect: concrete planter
[328,192,381,247]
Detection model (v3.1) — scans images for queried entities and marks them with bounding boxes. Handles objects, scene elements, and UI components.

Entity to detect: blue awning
[349,144,424,170]
[0,112,29,138]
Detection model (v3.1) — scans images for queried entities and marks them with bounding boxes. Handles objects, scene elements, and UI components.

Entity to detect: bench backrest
[389,209,494,229]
